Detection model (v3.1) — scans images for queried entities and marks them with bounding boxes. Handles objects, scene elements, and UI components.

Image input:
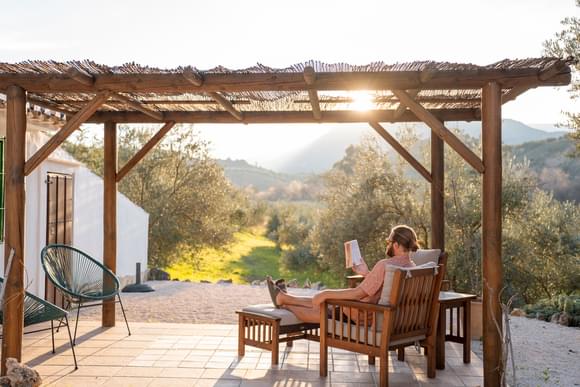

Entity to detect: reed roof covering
[0,58,573,124]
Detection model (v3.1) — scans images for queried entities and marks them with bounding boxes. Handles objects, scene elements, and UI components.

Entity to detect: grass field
[166,228,342,287]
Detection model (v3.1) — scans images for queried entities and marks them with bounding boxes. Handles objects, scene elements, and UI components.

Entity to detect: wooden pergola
[0,58,573,386]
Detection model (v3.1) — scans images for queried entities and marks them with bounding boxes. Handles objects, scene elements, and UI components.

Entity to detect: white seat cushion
[410,249,441,266]
[242,304,303,326]
[327,319,425,346]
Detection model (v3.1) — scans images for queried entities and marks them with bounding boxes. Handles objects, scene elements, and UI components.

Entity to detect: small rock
[217,279,233,284]
[5,357,42,387]
[184,279,191,282]
[510,308,526,317]
[172,278,180,281]
[536,312,546,321]
[251,280,261,286]
[303,279,311,289]
[558,312,571,326]
[550,312,561,323]
[200,280,212,284]
[287,279,298,288]
[148,268,171,281]
[259,280,267,286]
[0,376,10,387]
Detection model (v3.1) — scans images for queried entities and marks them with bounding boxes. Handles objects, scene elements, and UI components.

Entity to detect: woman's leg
[282,305,320,324]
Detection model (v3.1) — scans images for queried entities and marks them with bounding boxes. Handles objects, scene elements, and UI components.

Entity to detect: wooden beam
[102,121,117,327]
[66,67,95,86]
[116,121,176,182]
[86,108,481,124]
[393,89,419,119]
[1,85,27,375]
[24,92,110,175]
[0,68,571,93]
[501,84,533,104]
[538,61,568,81]
[112,92,164,121]
[392,89,485,173]
[206,92,244,121]
[182,66,204,86]
[27,96,76,115]
[481,82,503,387]
[431,128,444,250]
[304,66,322,120]
[369,122,432,183]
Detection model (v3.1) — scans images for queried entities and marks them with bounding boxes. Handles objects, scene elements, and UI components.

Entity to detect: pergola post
[1,85,27,375]
[481,82,503,387]
[430,126,445,250]
[102,121,117,327]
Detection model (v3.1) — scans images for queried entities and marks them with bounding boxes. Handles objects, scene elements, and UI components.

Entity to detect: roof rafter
[206,91,244,121]
[304,66,322,120]
[112,92,164,121]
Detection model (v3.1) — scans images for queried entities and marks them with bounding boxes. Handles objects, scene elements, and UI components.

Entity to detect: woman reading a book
[266,224,419,324]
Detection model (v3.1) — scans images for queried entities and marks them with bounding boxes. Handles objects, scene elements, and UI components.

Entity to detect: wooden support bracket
[304,66,322,120]
[112,93,164,121]
[116,121,176,182]
[392,89,484,173]
[24,92,110,175]
[369,122,432,183]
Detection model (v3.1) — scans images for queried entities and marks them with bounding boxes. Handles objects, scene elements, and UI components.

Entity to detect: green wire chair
[0,277,77,369]
[40,244,131,345]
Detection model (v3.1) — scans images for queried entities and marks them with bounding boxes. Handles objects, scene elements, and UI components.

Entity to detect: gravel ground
[79,281,580,386]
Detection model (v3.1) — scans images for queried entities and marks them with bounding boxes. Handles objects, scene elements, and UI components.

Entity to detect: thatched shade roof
[0,58,573,123]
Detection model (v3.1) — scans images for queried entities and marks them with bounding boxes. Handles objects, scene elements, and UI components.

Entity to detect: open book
[344,240,363,268]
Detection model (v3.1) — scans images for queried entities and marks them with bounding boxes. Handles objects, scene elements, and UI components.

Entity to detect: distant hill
[216,159,301,191]
[271,120,567,174]
[507,136,580,202]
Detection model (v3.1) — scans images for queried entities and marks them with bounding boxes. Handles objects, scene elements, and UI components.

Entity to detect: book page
[344,240,363,268]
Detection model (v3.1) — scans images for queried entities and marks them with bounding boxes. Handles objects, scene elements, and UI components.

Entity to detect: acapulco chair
[40,244,131,345]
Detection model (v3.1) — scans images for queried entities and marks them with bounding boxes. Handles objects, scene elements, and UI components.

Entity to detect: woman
[267,224,419,323]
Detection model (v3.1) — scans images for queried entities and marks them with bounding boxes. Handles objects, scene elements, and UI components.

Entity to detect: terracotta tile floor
[10,321,483,386]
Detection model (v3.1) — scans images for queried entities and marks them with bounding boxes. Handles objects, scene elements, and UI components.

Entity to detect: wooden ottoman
[236,304,319,365]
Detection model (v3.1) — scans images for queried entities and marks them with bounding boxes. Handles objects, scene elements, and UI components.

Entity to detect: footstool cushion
[241,304,303,326]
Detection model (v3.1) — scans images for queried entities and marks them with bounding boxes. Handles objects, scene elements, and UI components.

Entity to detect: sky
[1,0,578,165]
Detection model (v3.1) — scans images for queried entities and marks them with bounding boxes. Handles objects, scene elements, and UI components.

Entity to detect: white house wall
[0,123,149,297]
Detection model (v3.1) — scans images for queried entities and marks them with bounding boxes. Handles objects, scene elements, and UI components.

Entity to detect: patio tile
[460,376,484,386]
[195,379,242,387]
[158,366,205,378]
[19,320,483,387]
[149,377,197,386]
[104,377,156,386]
[115,366,164,377]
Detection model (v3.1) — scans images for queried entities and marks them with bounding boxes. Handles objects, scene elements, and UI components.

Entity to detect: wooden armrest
[324,299,394,313]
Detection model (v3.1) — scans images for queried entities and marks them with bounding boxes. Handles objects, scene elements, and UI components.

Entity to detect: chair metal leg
[117,294,131,336]
[50,320,55,354]
[56,300,71,333]
[73,302,81,346]
[64,316,78,370]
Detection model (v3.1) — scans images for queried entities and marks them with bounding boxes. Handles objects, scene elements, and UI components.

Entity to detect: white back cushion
[410,249,441,266]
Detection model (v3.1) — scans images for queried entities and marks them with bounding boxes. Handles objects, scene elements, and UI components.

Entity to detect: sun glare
[350,91,375,111]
